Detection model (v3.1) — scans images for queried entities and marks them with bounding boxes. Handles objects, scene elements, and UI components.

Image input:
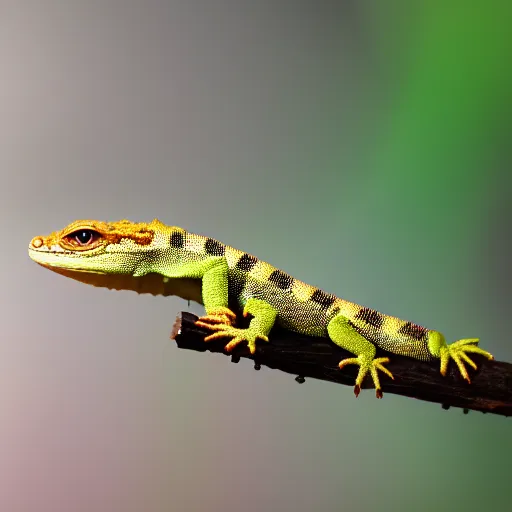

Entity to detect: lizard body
[29,218,493,397]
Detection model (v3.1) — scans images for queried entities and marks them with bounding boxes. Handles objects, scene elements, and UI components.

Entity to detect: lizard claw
[439,338,494,383]
[339,356,394,398]
[195,306,237,330]
[204,325,269,354]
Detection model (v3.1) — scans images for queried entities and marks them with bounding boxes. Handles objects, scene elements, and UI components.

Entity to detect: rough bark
[171,311,512,417]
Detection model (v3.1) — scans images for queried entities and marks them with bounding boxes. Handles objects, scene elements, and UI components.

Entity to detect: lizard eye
[66,229,100,247]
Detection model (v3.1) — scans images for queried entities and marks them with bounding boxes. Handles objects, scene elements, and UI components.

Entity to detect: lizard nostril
[31,237,44,248]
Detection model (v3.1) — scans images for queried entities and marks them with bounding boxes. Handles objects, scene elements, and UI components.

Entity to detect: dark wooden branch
[171,311,512,417]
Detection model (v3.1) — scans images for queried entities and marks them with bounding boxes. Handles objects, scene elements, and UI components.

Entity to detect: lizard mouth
[35,263,107,274]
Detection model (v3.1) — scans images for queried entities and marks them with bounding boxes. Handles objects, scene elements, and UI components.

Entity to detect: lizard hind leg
[327,314,394,398]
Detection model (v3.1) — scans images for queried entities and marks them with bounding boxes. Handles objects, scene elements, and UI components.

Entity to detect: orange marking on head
[41,219,157,250]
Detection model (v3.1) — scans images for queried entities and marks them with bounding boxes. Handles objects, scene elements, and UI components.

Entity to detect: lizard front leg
[192,259,278,354]
[195,258,237,329]
[327,314,394,398]
[203,298,278,354]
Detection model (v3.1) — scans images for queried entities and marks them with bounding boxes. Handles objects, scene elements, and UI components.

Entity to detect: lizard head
[28,218,192,296]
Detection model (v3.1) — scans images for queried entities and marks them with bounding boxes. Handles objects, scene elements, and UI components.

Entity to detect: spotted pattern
[170,231,185,248]
[310,289,336,309]
[398,321,428,341]
[347,320,365,336]
[205,238,225,256]
[33,218,442,362]
[355,307,384,328]
[227,270,247,312]
[269,270,293,290]
[236,253,258,272]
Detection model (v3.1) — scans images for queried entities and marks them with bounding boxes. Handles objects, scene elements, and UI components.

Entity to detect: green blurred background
[1,1,510,511]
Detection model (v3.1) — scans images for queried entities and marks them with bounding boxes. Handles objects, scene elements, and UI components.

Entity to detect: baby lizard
[28,218,494,398]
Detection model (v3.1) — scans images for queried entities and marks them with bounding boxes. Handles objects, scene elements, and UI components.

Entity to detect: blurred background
[1,1,510,511]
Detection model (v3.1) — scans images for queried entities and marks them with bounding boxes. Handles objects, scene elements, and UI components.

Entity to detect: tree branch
[171,311,512,417]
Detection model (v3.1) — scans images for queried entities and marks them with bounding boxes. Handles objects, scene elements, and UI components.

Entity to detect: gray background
[1,2,511,512]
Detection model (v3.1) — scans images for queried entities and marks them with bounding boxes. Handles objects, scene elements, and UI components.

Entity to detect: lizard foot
[338,355,394,399]
[203,324,269,355]
[195,307,237,330]
[439,338,494,383]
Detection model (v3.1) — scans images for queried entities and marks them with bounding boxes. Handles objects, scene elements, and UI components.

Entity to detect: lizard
[28,218,494,398]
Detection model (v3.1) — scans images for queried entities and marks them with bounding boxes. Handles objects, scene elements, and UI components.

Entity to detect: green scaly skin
[28,218,494,398]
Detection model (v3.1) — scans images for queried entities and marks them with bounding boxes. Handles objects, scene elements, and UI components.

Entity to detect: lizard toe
[439,340,494,382]
[339,355,393,398]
